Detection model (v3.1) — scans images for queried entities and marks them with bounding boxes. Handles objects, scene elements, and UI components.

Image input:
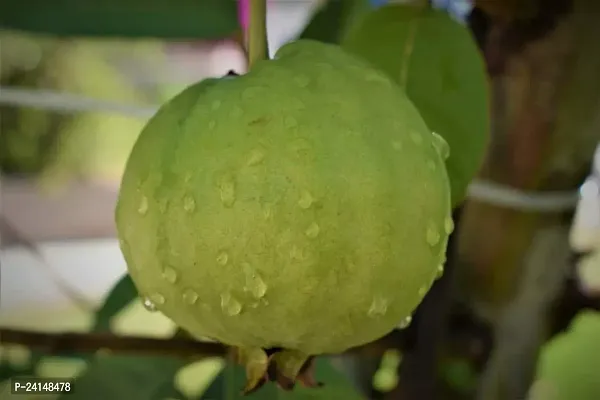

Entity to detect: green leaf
[341,5,490,207]
[298,0,372,45]
[57,355,187,400]
[201,357,365,399]
[0,361,35,382]
[0,0,239,39]
[93,274,138,332]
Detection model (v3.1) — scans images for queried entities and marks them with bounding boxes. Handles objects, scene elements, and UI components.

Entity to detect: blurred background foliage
[1,0,599,399]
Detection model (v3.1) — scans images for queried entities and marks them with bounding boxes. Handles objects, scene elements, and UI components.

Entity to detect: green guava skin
[115,39,452,356]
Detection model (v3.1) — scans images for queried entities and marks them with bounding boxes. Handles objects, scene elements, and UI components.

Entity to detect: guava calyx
[236,347,321,394]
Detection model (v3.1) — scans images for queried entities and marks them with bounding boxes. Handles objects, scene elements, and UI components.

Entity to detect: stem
[247,0,269,68]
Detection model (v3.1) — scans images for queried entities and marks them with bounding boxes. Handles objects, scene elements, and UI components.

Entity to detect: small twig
[0,328,408,360]
[0,329,227,359]
[247,0,268,68]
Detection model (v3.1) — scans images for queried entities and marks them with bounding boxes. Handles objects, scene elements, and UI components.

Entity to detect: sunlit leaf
[298,0,372,45]
[0,0,239,39]
[341,5,490,207]
[57,355,186,400]
[93,274,138,332]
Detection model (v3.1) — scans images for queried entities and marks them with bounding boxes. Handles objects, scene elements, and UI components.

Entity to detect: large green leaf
[341,5,490,207]
[298,0,371,45]
[57,355,187,400]
[93,274,138,332]
[0,0,239,39]
[201,357,365,399]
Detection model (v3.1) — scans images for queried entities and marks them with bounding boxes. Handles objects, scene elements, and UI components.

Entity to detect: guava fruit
[340,4,490,207]
[115,39,452,391]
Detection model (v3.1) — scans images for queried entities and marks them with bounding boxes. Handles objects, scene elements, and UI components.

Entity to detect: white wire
[0,87,157,118]
[0,86,583,212]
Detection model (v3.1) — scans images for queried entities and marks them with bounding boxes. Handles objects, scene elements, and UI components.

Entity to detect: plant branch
[0,328,409,360]
[247,0,268,68]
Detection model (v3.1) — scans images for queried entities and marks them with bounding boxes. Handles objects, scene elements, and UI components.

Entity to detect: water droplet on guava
[284,116,298,129]
[392,140,403,150]
[219,177,236,207]
[220,292,242,316]
[161,266,178,284]
[418,285,428,297]
[183,195,196,213]
[137,196,148,215]
[298,191,314,209]
[208,120,216,130]
[431,131,450,160]
[294,75,310,87]
[150,292,165,305]
[305,222,320,238]
[247,148,266,166]
[242,87,262,101]
[216,251,229,265]
[444,217,454,234]
[243,264,268,299]
[158,199,170,213]
[182,288,199,305]
[262,205,273,220]
[211,100,221,110]
[289,245,305,261]
[231,106,243,118]
[426,223,440,246]
[436,264,444,279]
[397,315,412,329]
[368,296,388,318]
[410,130,423,145]
[142,297,158,312]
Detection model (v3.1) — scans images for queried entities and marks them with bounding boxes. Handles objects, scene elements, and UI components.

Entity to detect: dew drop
[231,106,243,118]
[182,288,199,305]
[365,71,388,84]
[183,195,196,213]
[211,100,221,110]
[397,315,413,329]
[284,116,298,129]
[208,120,216,130]
[247,148,266,166]
[436,264,444,279]
[392,140,403,151]
[158,199,170,213]
[161,266,178,284]
[137,196,148,215]
[368,296,388,318]
[142,297,158,312]
[243,263,268,299]
[431,131,450,160]
[410,130,423,146]
[242,87,262,100]
[294,75,310,87]
[444,217,455,235]
[219,177,236,207]
[262,205,273,220]
[305,222,320,238]
[289,245,304,261]
[150,292,165,305]
[418,285,428,297]
[426,223,440,246]
[216,251,229,265]
[220,292,242,316]
[298,191,314,209]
